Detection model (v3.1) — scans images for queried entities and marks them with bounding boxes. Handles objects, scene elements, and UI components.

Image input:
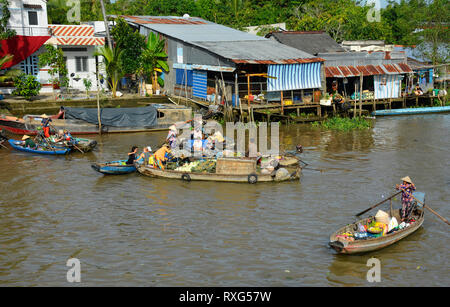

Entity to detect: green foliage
[111,17,146,75]
[312,116,372,131]
[141,32,169,87]
[12,74,42,101]
[0,54,13,69]
[44,0,449,63]
[94,45,124,97]
[38,45,69,88]
[83,78,92,95]
[0,0,16,40]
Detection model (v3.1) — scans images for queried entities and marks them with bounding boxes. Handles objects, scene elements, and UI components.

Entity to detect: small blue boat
[91,160,137,175]
[8,139,71,155]
[372,106,450,116]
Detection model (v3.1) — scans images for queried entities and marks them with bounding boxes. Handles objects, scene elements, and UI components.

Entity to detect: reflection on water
[0,115,449,286]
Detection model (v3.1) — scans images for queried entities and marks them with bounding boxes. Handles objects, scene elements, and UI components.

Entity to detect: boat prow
[91,160,137,175]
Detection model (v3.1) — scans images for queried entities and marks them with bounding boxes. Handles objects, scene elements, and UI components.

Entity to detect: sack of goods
[388,217,398,232]
[375,210,390,225]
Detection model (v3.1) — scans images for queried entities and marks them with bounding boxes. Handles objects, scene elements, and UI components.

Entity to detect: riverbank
[0,93,170,116]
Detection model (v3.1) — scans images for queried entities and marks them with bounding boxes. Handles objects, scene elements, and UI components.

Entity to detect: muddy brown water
[0,114,448,286]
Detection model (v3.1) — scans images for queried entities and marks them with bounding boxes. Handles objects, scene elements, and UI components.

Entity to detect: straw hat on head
[41,114,48,118]
[401,176,413,184]
[22,135,30,140]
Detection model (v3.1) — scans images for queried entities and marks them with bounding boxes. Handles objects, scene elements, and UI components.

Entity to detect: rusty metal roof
[325,63,413,78]
[123,15,207,25]
[121,15,324,64]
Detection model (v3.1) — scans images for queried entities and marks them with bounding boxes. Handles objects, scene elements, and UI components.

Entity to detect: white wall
[7,0,49,36]
[63,46,104,91]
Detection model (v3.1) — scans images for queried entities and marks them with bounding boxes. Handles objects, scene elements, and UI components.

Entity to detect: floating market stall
[137,156,301,184]
[329,192,426,254]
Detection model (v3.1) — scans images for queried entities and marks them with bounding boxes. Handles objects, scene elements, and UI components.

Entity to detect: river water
[0,114,448,286]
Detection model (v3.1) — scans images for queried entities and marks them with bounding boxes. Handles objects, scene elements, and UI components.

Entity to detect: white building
[1,0,105,94]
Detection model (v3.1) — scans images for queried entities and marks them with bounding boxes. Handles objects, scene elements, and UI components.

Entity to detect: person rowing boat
[396,176,416,222]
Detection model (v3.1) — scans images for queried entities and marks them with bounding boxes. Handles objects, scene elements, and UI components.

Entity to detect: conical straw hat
[401,176,413,184]
[22,135,30,140]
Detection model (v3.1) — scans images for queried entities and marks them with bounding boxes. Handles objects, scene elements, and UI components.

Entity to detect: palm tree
[0,54,21,83]
[94,45,124,98]
[141,32,169,93]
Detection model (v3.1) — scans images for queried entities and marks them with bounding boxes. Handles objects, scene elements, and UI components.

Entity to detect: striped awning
[267,62,322,92]
[325,63,412,78]
[47,25,105,46]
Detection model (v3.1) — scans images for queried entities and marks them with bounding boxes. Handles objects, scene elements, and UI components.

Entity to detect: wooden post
[281,91,284,115]
[95,57,102,135]
[236,73,242,121]
[247,75,251,122]
[353,82,357,117]
[359,73,363,117]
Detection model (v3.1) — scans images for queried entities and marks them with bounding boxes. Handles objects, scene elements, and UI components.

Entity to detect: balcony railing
[7,26,52,37]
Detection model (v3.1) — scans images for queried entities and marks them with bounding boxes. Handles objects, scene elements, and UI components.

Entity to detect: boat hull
[0,104,192,135]
[91,160,137,175]
[8,139,71,155]
[136,164,301,183]
[329,211,424,254]
[372,106,450,116]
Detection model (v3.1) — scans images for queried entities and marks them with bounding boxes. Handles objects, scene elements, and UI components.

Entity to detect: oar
[356,191,402,217]
[37,133,56,153]
[401,189,449,226]
[49,123,83,154]
[0,141,8,149]
[283,151,324,172]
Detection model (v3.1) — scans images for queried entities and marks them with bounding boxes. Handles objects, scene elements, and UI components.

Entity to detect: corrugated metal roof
[266,31,346,55]
[121,15,322,63]
[124,15,207,25]
[325,63,413,78]
[190,39,321,63]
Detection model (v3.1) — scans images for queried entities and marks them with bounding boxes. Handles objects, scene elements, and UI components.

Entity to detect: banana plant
[0,54,21,82]
[140,32,169,92]
[94,45,124,98]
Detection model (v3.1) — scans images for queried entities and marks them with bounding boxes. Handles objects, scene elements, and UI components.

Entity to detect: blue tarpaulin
[193,70,207,99]
[175,69,193,86]
[267,62,322,92]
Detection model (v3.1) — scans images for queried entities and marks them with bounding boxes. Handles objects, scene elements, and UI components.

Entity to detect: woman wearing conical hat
[396,176,416,222]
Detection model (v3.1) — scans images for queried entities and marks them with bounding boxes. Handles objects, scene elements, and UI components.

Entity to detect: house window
[20,55,39,76]
[28,11,38,26]
[75,57,88,72]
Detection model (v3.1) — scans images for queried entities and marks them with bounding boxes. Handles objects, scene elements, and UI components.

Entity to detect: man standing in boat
[40,115,52,138]
[396,176,416,222]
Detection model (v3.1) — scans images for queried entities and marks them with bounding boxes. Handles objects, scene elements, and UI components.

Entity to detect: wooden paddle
[401,189,449,226]
[0,141,8,149]
[283,151,324,172]
[356,191,402,217]
[48,123,84,154]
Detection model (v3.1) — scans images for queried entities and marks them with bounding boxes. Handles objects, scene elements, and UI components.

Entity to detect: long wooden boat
[91,160,137,175]
[8,139,71,155]
[0,104,192,135]
[136,163,301,183]
[329,193,425,254]
[372,106,450,116]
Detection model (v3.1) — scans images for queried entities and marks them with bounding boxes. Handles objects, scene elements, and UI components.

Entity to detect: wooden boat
[136,160,301,184]
[0,104,192,135]
[372,106,450,116]
[8,139,71,155]
[329,192,425,254]
[91,160,137,175]
[50,137,97,153]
